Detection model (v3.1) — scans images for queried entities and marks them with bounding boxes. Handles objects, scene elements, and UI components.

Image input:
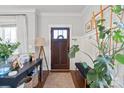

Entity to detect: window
[0,24,18,54]
[53,29,67,39]
[53,30,58,39]
[63,30,67,39]
[0,24,17,43]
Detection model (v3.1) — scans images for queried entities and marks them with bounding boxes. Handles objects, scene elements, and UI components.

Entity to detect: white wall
[36,13,83,70]
[70,33,98,69]
[81,5,100,33]
[36,6,105,70]
[38,13,83,36]
[69,6,100,69]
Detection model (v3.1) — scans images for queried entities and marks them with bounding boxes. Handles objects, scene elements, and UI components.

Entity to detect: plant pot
[0,57,11,76]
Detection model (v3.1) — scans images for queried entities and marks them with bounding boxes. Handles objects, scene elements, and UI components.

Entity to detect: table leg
[37,61,42,88]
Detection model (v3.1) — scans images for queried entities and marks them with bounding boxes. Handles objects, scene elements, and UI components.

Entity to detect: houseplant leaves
[115,54,124,64]
[68,45,79,58]
[68,5,124,88]
[113,29,124,43]
[87,55,113,88]
[112,5,122,15]
[87,69,97,83]
[0,38,20,59]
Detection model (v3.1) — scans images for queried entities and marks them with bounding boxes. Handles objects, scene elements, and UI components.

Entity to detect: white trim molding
[41,12,82,17]
[0,9,36,14]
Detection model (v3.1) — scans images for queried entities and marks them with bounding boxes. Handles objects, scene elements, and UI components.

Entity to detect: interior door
[51,27,70,69]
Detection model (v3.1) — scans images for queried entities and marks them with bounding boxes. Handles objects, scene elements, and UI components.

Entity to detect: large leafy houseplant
[69,5,124,88]
[0,38,20,65]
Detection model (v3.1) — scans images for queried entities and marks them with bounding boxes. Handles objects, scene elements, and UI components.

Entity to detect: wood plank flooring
[43,72,75,88]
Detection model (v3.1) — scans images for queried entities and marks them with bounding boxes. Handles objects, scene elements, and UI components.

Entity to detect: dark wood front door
[51,27,70,69]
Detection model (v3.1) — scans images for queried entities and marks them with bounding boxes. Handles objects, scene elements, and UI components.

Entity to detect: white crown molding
[0,9,36,14]
[41,12,82,16]
[80,6,85,15]
[80,5,91,15]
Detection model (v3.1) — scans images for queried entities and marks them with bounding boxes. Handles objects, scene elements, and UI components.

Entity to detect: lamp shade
[35,37,45,47]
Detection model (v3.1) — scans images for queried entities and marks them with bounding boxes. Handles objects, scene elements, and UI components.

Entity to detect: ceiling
[0,5,85,13]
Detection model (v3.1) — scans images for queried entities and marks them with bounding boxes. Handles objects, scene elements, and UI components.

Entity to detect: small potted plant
[0,37,20,76]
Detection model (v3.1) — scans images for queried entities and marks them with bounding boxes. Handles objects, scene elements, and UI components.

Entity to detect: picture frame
[12,58,24,70]
[85,20,92,33]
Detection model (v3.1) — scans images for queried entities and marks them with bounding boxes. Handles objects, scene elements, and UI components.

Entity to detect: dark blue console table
[0,58,42,88]
[75,63,90,88]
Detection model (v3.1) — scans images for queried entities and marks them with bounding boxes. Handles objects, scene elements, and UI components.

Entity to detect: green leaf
[81,62,88,69]
[95,62,107,74]
[98,25,105,32]
[90,81,99,88]
[98,80,104,88]
[97,19,105,26]
[87,55,113,88]
[68,51,75,58]
[103,73,112,85]
[68,45,79,58]
[99,31,105,39]
[113,29,124,43]
[115,54,124,64]
[101,78,109,88]
[87,69,97,84]
[112,5,122,15]
[90,79,110,88]
[105,29,110,35]
[0,39,20,59]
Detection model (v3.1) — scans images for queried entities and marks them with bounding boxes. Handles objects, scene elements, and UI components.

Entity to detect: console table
[75,63,90,88]
[0,58,42,88]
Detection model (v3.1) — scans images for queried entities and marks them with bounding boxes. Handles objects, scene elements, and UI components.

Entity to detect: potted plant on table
[0,38,20,76]
[69,5,124,88]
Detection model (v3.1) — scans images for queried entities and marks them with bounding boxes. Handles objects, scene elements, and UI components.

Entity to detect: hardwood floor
[70,70,80,88]
[36,70,87,88]
[51,69,70,72]
[70,70,87,88]
[35,70,49,88]
[43,72,75,88]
